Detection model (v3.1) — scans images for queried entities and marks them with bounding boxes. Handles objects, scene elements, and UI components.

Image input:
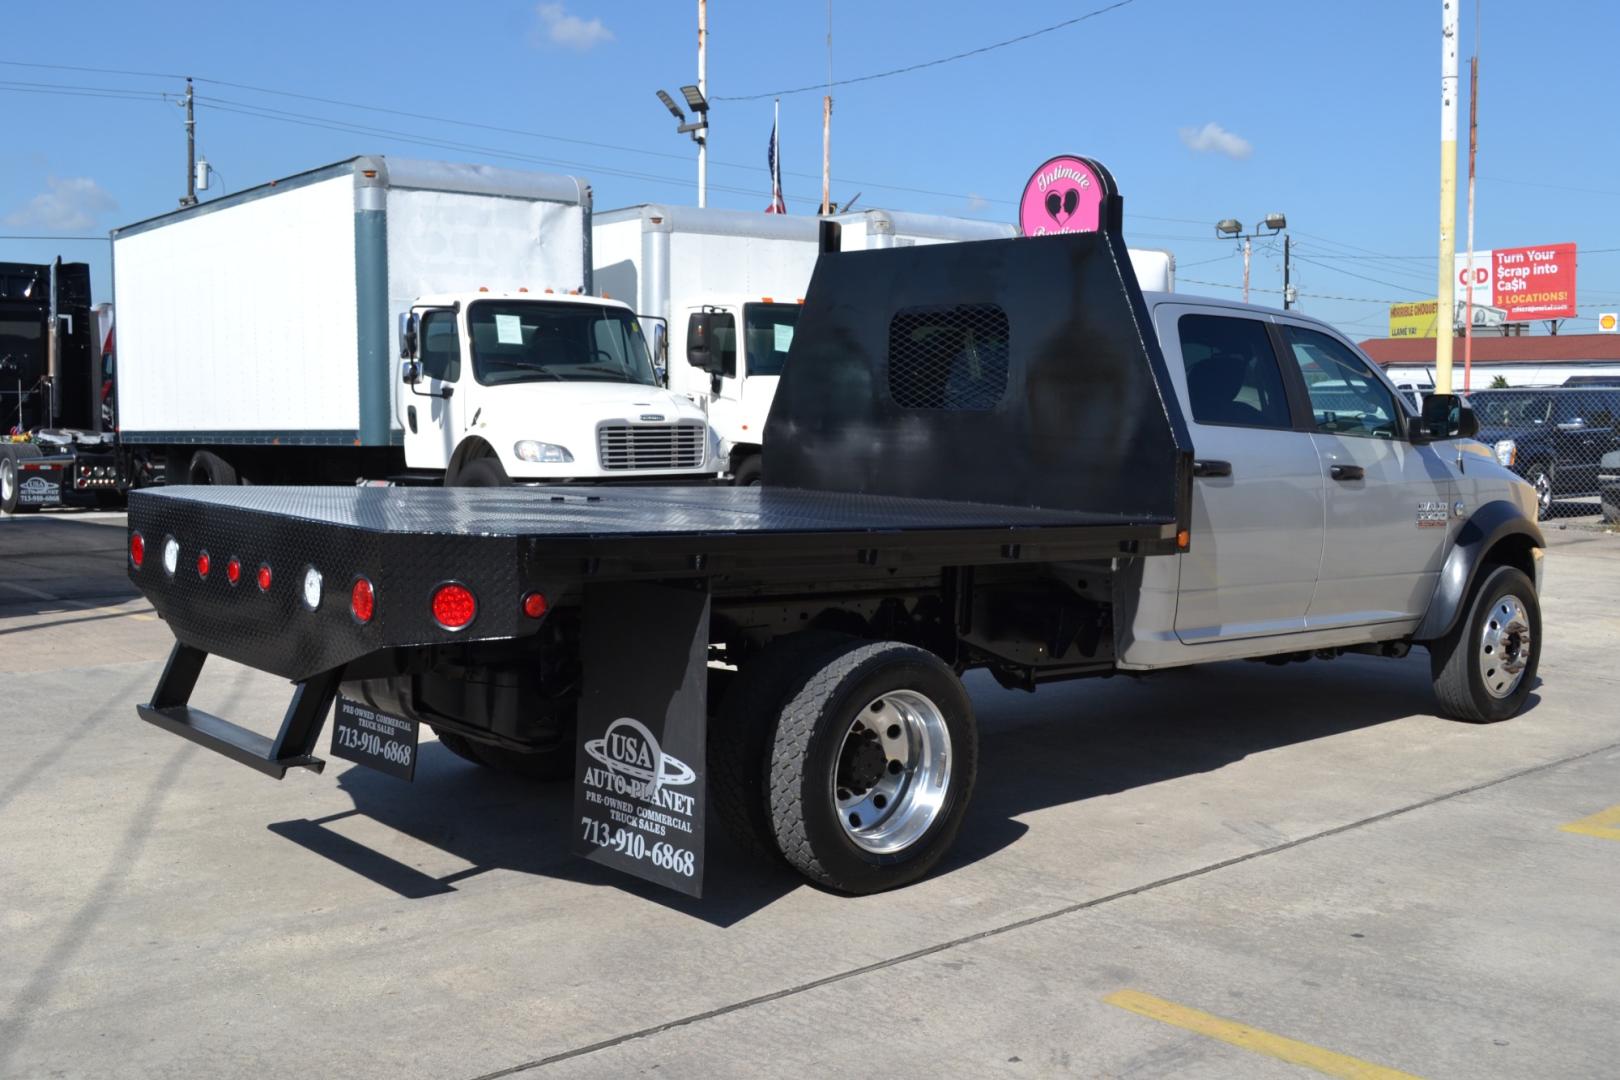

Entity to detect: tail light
[197,551,211,579]
[431,583,477,630]
[257,564,273,592]
[130,532,145,569]
[521,591,548,619]
[351,577,375,624]
[226,557,242,586]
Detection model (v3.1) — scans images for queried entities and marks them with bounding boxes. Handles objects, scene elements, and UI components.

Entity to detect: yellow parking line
[1103,990,1422,1080]
[1560,803,1620,841]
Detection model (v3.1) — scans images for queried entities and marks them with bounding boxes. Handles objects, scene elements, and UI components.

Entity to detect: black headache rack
[129,219,1193,780]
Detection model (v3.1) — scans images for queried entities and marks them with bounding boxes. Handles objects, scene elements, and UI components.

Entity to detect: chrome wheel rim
[1479,593,1532,699]
[1533,472,1552,517]
[0,460,13,502]
[832,689,952,855]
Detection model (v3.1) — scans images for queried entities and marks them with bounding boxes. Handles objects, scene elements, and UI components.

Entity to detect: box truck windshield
[468,301,657,387]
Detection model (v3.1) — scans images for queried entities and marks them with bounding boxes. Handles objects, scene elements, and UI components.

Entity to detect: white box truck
[594,204,1172,482]
[112,156,715,487]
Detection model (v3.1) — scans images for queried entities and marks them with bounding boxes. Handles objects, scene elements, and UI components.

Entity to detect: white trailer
[113,156,714,486]
[595,204,1174,481]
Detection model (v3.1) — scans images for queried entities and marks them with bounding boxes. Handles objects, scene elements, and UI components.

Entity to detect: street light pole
[696,0,707,208]
[1283,234,1292,310]
[1215,214,1288,307]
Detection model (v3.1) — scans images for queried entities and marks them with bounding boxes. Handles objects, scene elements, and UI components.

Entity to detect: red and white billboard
[1454,242,1577,321]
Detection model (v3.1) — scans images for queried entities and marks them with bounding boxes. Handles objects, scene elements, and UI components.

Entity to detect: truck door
[1158,308,1326,644]
[1275,323,1454,628]
[401,307,464,470]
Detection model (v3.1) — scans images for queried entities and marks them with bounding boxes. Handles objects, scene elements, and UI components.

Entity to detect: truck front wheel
[765,639,978,894]
[1429,565,1540,723]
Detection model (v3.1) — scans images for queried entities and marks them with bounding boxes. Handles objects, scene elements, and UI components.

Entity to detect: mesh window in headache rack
[886,304,1011,411]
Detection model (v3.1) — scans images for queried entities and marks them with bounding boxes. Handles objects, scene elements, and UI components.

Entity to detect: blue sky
[3,0,1616,338]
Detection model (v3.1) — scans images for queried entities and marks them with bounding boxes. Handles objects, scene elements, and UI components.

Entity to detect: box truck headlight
[1494,439,1516,467]
[514,440,574,464]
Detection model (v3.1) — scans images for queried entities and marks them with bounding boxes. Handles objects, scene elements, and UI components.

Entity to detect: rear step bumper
[138,642,341,779]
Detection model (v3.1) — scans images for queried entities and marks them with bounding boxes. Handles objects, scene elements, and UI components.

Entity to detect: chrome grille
[597,421,706,471]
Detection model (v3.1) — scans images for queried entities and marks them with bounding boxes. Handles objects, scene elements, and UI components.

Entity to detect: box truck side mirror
[398,312,419,360]
[401,359,422,385]
[686,311,736,376]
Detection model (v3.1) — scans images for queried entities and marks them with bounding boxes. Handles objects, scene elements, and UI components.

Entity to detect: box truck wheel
[1,457,40,514]
[731,455,762,486]
[1430,565,1540,723]
[186,450,238,486]
[450,457,509,487]
[765,639,978,893]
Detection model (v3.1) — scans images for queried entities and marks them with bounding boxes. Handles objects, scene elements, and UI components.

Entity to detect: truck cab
[399,291,716,484]
[671,296,801,484]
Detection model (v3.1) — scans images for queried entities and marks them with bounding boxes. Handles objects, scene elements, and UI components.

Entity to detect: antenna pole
[180,78,198,208]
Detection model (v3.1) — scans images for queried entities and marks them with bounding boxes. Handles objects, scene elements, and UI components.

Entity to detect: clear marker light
[162,537,180,577]
[302,566,323,610]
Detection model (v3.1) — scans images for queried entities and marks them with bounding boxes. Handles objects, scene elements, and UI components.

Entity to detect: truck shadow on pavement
[267,649,1537,926]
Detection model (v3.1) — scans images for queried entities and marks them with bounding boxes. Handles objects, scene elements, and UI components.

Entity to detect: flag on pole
[765,99,786,214]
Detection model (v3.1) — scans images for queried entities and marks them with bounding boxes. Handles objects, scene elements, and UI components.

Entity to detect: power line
[714,0,1142,100]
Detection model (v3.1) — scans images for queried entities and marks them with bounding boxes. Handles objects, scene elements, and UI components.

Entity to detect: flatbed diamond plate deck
[134,484,1174,538]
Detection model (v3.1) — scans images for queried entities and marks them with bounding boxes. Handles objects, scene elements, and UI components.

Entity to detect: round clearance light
[431,583,477,631]
[196,551,211,580]
[257,564,273,592]
[301,566,323,610]
[350,577,375,624]
[521,591,548,619]
[162,536,180,577]
[130,532,145,569]
[226,557,242,586]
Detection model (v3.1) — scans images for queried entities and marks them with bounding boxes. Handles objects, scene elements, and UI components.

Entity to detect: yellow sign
[1388,300,1441,339]
[1599,312,1618,333]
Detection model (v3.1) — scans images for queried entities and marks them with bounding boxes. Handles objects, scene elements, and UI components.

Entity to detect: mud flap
[572,581,710,897]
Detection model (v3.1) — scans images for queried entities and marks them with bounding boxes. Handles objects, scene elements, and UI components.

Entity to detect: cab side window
[419,311,461,383]
[1281,326,1399,439]
[1175,314,1293,429]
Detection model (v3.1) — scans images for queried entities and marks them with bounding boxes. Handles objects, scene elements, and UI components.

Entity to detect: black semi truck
[0,258,151,513]
[123,161,1540,898]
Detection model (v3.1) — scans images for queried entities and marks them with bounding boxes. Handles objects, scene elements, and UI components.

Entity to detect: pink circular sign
[1018,156,1105,237]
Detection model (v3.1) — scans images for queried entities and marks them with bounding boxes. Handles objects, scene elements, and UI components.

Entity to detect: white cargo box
[112,156,590,448]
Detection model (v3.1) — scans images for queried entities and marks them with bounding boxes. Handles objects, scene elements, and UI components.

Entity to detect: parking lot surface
[2,511,1617,1079]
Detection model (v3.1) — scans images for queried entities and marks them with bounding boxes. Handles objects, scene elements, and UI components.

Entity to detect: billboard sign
[1454,251,1493,309]
[1491,242,1577,320]
[1389,299,1441,338]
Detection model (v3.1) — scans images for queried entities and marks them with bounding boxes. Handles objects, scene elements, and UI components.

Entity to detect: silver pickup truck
[125,176,1543,899]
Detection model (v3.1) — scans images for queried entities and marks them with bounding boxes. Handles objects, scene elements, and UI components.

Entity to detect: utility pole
[179,77,198,208]
[696,1,707,208]
[1241,236,1251,304]
[1282,234,1292,309]
[821,0,833,215]
[1435,0,1460,394]
[1463,39,1480,390]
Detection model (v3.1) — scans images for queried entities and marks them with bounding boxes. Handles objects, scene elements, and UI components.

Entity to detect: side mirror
[401,359,422,386]
[1419,393,1478,440]
[398,312,419,360]
[686,312,714,371]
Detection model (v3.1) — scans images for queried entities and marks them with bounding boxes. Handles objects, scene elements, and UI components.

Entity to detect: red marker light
[257,564,273,592]
[226,557,242,585]
[130,532,145,569]
[351,577,375,624]
[431,583,477,630]
[521,591,548,619]
[197,551,211,579]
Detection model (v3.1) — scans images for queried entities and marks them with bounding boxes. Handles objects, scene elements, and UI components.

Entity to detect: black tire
[1524,462,1553,520]
[731,455,762,486]
[468,740,574,781]
[1430,565,1540,723]
[431,726,487,767]
[708,632,861,860]
[450,456,509,487]
[765,639,978,894]
[1,456,39,514]
[187,450,238,486]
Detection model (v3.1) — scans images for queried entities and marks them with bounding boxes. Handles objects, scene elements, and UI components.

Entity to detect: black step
[138,703,326,779]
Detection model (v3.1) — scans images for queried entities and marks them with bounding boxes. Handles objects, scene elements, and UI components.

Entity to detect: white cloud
[535,3,614,50]
[3,176,118,230]
[965,192,990,212]
[1178,122,1253,160]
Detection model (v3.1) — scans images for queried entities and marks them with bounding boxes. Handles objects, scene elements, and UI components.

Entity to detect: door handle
[1192,459,1232,478]
[1330,464,1365,481]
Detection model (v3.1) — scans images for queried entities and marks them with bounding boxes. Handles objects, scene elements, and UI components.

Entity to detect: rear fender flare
[1414,499,1543,642]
